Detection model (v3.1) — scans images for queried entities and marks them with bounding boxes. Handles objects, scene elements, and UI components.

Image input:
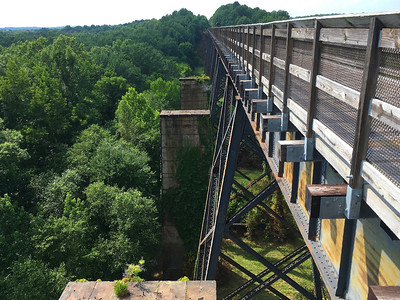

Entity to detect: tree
[91,74,129,122]
[84,182,160,278]
[210,2,290,26]
[142,78,180,111]
[0,195,31,277]
[2,258,67,300]
[115,87,158,142]
[0,119,29,198]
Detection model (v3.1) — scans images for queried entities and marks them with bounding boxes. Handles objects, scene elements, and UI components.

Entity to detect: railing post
[335,16,383,298]
[258,24,265,97]
[282,23,293,116]
[304,20,322,161]
[251,25,256,83]
[246,25,250,73]
[267,25,276,99]
[241,26,245,69]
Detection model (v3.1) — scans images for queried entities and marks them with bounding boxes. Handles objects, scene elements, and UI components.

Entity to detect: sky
[1,0,399,28]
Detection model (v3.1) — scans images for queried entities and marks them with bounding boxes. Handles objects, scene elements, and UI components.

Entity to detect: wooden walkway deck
[59,280,216,300]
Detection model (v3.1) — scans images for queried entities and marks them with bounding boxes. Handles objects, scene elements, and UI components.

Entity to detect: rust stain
[321,218,345,271]
[347,219,400,300]
[297,162,313,215]
[283,132,294,186]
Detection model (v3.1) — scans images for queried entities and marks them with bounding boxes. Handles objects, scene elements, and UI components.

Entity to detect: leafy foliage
[210,1,289,27]
[0,6,211,299]
[163,116,213,254]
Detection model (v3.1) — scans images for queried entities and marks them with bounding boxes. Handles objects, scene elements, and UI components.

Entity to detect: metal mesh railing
[263,36,271,55]
[274,37,287,60]
[315,89,358,147]
[274,67,286,92]
[319,43,366,92]
[367,47,400,187]
[289,74,310,110]
[292,39,313,70]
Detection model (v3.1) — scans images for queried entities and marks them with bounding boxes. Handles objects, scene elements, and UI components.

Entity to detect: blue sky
[1,0,399,27]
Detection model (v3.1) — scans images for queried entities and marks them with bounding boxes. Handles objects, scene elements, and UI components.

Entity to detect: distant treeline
[210,1,289,26]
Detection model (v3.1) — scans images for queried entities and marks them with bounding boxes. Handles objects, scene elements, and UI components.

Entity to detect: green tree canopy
[210,1,290,26]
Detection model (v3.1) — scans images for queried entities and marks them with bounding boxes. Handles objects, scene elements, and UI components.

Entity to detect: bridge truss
[195,11,400,300]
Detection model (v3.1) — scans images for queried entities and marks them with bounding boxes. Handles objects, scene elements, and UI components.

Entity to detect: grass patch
[218,166,316,299]
[216,237,314,299]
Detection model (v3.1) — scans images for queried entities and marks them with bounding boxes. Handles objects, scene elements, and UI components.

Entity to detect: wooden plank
[275,28,287,37]
[288,98,308,122]
[289,108,307,133]
[273,57,286,70]
[289,64,311,83]
[262,52,271,62]
[307,184,347,197]
[319,28,369,46]
[362,161,400,222]
[314,135,351,183]
[254,69,259,79]
[261,76,269,89]
[291,27,315,40]
[313,119,353,162]
[272,84,284,102]
[380,28,400,49]
[262,28,273,36]
[370,98,400,131]
[274,93,284,111]
[368,286,400,300]
[316,75,360,109]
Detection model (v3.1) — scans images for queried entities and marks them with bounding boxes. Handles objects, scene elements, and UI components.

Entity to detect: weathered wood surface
[211,12,400,299]
[370,98,400,131]
[315,75,360,109]
[273,57,285,70]
[368,286,400,299]
[319,28,369,46]
[306,184,347,197]
[59,281,217,300]
[289,64,311,82]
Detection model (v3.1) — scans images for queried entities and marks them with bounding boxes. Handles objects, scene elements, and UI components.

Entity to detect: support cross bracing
[195,40,324,298]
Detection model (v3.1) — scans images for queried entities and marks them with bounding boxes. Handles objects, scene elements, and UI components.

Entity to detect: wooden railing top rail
[211,10,400,28]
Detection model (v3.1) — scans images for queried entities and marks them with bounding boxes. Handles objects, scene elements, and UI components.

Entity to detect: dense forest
[0,3,290,299]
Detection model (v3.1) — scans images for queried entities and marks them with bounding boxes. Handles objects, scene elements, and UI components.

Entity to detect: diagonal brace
[227,232,316,299]
[226,180,278,228]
